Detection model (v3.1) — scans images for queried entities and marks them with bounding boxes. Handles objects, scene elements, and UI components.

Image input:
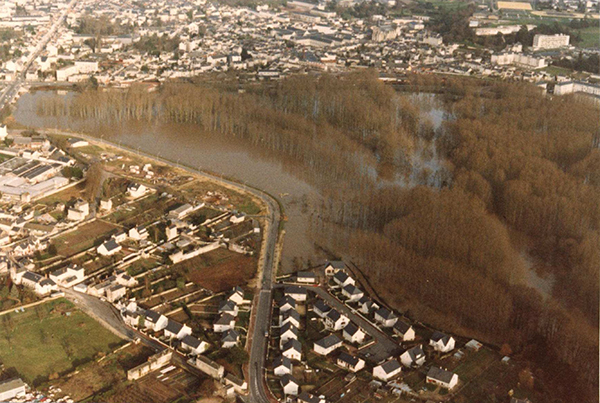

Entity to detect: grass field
[38,182,86,205]
[577,26,600,49]
[177,248,258,292]
[52,219,118,256]
[0,299,123,385]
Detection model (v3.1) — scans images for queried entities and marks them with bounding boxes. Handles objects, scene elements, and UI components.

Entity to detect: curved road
[40,129,280,403]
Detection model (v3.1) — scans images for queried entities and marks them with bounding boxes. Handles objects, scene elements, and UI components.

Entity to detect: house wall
[127,350,173,380]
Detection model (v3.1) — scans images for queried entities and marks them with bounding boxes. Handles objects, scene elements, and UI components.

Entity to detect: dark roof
[431,331,452,345]
[281,309,300,322]
[380,359,401,374]
[280,322,299,336]
[338,351,361,367]
[280,374,299,387]
[182,335,202,348]
[427,366,456,384]
[333,271,349,283]
[404,345,425,361]
[165,320,184,334]
[222,329,240,342]
[393,320,412,335]
[285,285,307,295]
[375,307,397,320]
[144,309,162,323]
[327,260,345,269]
[343,322,361,336]
[298,392,321,403]
[22,271,42,283]
[274,355,292,369]
[313,299,330,313]
[215,313,235,325]
[219,300,237,312]
[102,238,120,251]
[326,308,341,322]
[343,284,362,295]
[297,271,315,278]
[278,296,296,308]
[282,339,302,352]
[315,334,342,349]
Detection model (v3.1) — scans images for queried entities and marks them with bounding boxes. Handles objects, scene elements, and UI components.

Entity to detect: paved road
[41,130,282,403]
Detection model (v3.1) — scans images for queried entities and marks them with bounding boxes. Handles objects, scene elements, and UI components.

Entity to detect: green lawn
[577,26,600,49]
[0,299,123,384]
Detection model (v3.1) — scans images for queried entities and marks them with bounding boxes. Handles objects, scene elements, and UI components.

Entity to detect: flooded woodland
[13,72,600,402]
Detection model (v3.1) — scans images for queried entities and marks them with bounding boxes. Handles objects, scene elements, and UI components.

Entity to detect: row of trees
[36,71,599,402]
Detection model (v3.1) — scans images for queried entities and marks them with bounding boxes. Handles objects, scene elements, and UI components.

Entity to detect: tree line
[36,71,599,402]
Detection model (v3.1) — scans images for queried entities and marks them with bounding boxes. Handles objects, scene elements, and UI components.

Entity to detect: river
[13,90,448,273]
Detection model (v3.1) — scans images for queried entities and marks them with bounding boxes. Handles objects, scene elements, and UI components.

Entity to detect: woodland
[36,71,599,402]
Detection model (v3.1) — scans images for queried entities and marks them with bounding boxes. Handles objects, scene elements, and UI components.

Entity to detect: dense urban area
[0,0,597,403]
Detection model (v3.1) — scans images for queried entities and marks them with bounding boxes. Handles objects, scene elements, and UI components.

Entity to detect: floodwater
[14,90,449,272]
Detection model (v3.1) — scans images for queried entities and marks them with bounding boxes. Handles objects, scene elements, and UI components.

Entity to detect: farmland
[0,298,123,385]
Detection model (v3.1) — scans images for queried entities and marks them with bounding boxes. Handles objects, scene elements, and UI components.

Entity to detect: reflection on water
[14,89,451,271]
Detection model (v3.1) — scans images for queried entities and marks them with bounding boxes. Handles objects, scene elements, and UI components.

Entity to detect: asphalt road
[0,0,77,112]
[43,130,282,403]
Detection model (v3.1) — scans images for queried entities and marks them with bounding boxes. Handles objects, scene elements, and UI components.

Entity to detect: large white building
[491,53,547,69]
[533,34,570,50]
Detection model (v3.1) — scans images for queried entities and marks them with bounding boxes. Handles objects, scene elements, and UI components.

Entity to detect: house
[49,264,84,287]
[227,286,245,305]
[164,320,192,340]
[393,321,415,342]
[337,352,365,372]
[341,284,363,302]
[222,329,240,348]
[67,137,89,148]
[219,300,239,316]
[0,378,26,401]
[169,203,193,219]
[166,224,178,240]
[313,299,331,318]
[426,367,459,389]
[297,271,316,283]
[123,310,140,327]
[181,335,209,355]
[374,307,398,327]
[282,339,302,361]
[214,313,235,333]
[285,285,307,302]
[115,271,138,287]
[143,310,169,331]
[129,225,148,240]
[67,199,89,221]
[100,199,112,212]
[278,296,296,313]
[373,359,402,381]
[280,309,301,328]
[127,183,148,199]
[343,322,366,344]
[333,271,355,288]
[400,345,426,367]
[314,334,342,356]
[20,271,57,295]
[325,260,346,276]
[279,322,299,348]
[274,355,292,376]
[113,231,127,243]
[430,331,455,353]
[106,284,126,302]
[358,297,379,315]
[280,374,300,396]
[298,392,326,403]
[325,309,349,331]
[97,238,122,256]
[465,339,483,351]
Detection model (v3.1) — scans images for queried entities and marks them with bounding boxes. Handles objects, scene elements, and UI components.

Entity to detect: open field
[50,343,154,401]
[497,1,532,10]
[175,248,258,292]
[38,181,86,205]
[0,298,124,385]
[52,219,118,256]
[577,26,600,48]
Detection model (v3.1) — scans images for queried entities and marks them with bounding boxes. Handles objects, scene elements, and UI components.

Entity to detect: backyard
[0,298,124,385]
[52,219,119,256]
